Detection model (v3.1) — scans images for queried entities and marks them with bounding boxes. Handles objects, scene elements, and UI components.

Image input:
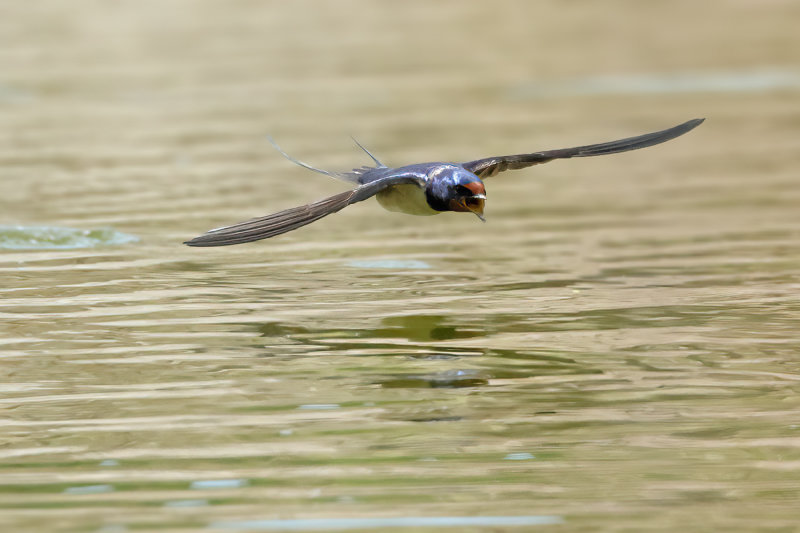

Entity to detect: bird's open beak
[461,194,486,222]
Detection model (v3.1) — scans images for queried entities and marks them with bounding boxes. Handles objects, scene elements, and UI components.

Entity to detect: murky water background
[2,1,800,531]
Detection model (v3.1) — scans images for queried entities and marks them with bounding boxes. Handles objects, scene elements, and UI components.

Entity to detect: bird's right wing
[461,118,704,179]
[184,173,425,247]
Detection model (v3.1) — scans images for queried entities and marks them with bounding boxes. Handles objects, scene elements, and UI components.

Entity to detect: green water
[0,226,137,250]
[2,1,800,532]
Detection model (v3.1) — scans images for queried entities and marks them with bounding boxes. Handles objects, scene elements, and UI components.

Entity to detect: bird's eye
[455,185,472,196]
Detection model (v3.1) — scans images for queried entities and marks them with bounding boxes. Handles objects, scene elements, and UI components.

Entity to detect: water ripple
[0,225,137,250]
[210,515,565,530]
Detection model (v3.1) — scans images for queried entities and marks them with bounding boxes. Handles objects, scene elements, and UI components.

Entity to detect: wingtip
[184,234,223,247]
[184,234,234,247]
[674,118,705,136]
[183,237,225,247]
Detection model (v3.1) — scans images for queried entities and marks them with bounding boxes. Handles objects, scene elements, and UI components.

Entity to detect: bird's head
[425,166,486,220]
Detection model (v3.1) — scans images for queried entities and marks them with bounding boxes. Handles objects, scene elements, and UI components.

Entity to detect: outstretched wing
[184,173,424,247]
[461,118,704,179]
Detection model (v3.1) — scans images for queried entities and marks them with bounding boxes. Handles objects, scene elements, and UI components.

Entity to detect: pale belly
[375,184,439,216]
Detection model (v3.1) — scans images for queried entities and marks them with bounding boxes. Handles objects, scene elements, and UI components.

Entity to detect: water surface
[2,2,800,532]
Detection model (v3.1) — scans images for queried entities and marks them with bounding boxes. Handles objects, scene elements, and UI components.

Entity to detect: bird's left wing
[184,173,425,247]
[461,118,704,179]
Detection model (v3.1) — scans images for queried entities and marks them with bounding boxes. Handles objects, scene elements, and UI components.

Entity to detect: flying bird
[184,118,703,246]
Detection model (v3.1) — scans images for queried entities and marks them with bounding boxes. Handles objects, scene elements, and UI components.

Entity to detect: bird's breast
[375,183,438,216]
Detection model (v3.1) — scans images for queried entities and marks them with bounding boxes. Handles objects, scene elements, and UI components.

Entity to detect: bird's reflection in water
[256,314,591,389]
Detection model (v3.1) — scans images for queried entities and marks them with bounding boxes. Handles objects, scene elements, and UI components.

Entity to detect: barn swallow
[184,118,703,246]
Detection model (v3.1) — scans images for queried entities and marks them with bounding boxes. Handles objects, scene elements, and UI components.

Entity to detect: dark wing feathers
[184,189,357,247]
[186,119,704,246]
[184,174,423,247]
[462,118,704,179]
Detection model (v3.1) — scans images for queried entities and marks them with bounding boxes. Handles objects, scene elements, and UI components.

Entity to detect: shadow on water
[257,314,485,354]
[256,303,722,353]
[254,312,630,389]
[247,297,784,393]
